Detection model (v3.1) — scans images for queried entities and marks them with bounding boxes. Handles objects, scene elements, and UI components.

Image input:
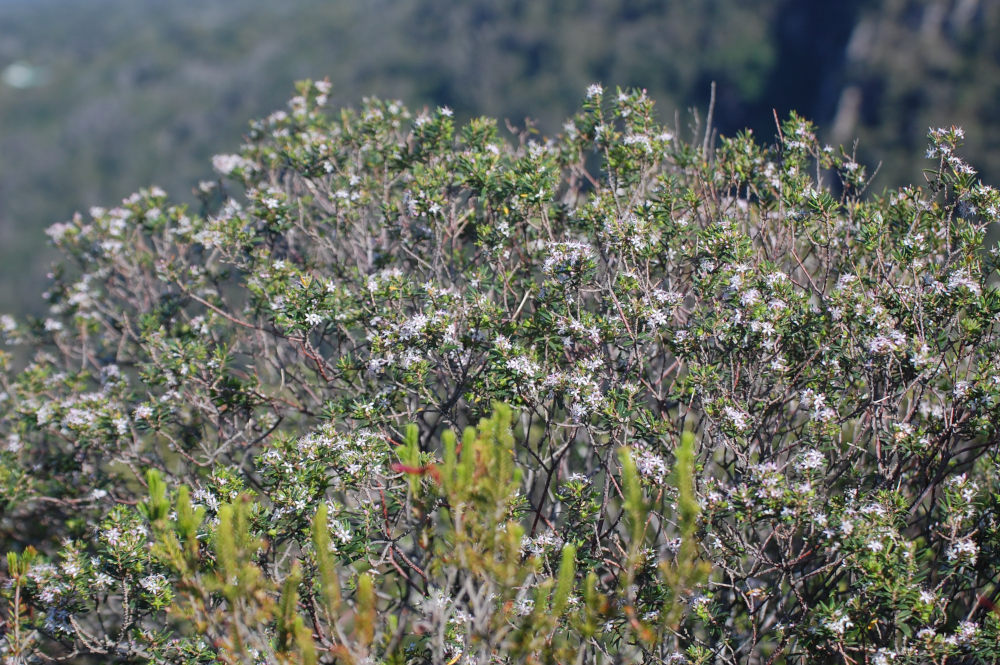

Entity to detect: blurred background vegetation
[1,0,998,314]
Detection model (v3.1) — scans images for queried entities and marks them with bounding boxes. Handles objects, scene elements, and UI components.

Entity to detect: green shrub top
[1,81,999,664]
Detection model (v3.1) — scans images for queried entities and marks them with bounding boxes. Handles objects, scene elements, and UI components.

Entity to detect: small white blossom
[494,334,512,352]
[868,335,896,355]
[872,649,895,665]
[739,288,761,307]
[212,154,253,175]
[634,448,668,483]
[947,268,981,295]
[955,620,978,644]
[946,537,978,563]
[796,448,825,472]
[824,609,853,635]
[506,355,539,377]
[723,406,749,432]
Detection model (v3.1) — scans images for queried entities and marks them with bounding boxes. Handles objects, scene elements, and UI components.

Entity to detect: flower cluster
[1,82,999,664]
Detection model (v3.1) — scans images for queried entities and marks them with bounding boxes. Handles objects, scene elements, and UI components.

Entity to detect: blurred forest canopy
[1,0,998,314]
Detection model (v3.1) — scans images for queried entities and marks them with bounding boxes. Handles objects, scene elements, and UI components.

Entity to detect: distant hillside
[1,0,996,313]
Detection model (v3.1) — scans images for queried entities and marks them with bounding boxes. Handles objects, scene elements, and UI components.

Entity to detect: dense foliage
[2,82,1000,664]
[4,0,1000,315]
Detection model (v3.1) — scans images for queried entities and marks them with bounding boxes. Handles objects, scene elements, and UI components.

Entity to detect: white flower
[872,649,896,665]
[796,448,825,472]
[946,537,978,563]
[646,308,669,329]
[506,355,539,377]
[192,488,220,512]
[652,289,682,306]
[634,448,668,483]
[38,586,60,604]
[739,288,761,307]
[45,222,74,243]
[399,314,428,340]
[623,134,652,152]
[690,595,710,612]
[568,402,589,422]
[366,354,394,377]
[330,519,352,544]
[401,348,423,368]
[835,273,856,290]
[103,527,123,547]
[140,573,167,594]
[494,334,512,352]
[955,620,978,644]
[765,271,787,287]
[947,268,981,295]
[586,83,603,99]
[867,335,895,355]
[860,503,885,516]
[824,610,853,635]
[910,342,932,368]
[542,241,593,276]
[521,531,563,556]
[211,154,253,175]
[800,390,835,422]
[94,572,115,589]
[815,407,836,422]
[60,560,81,578]
[723,406,748,432]
[420,588,451,616]
[304,312,325,327]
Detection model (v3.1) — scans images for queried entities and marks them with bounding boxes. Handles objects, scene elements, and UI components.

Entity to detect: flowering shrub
[2,81,1000,664]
